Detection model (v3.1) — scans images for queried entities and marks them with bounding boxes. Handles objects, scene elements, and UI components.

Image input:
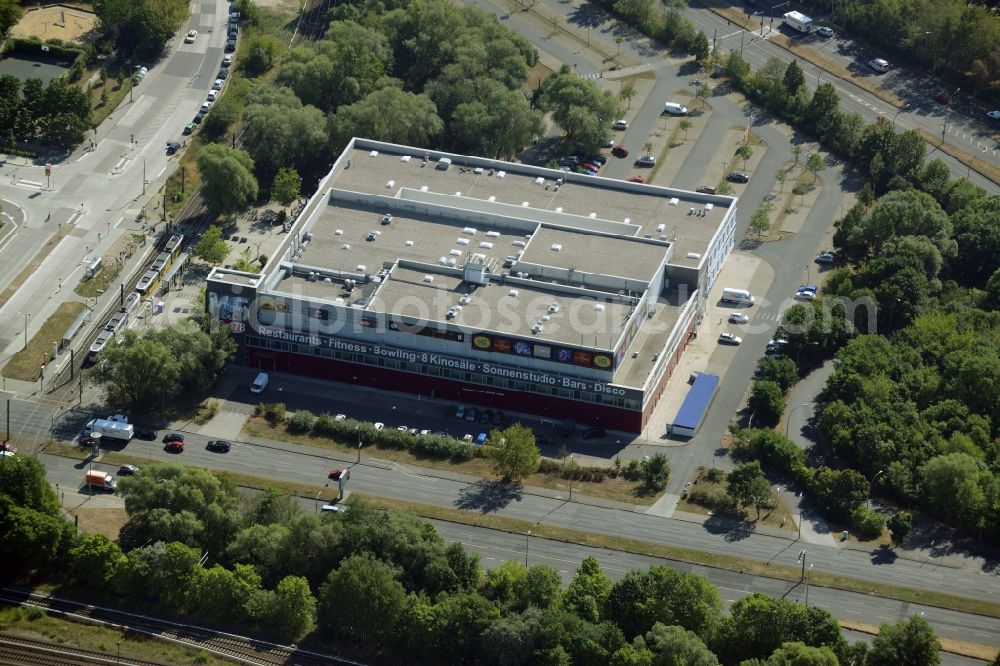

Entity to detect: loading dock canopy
[671,372,720,438]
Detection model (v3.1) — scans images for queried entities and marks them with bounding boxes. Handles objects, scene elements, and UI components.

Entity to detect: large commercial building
[207,139,740,432]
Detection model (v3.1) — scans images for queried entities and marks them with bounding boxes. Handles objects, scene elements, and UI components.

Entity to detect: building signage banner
[257,326,637,399]
[471,333,615,372]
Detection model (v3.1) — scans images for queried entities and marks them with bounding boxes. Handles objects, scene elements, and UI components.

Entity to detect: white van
[664,102,688,116]
[250,372,269,394]
[721,288,755,305]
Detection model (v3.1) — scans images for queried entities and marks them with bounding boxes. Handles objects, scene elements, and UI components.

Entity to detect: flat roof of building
[521,227,667,283]
[369,266,632,347]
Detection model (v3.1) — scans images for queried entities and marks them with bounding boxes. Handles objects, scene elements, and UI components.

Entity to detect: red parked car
[612,145,629,158]
[627,175,646,184]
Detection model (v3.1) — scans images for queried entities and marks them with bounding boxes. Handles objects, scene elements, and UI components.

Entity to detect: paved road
[0,0,233,358]
[38,413,1000,610]
[40,453,993,662]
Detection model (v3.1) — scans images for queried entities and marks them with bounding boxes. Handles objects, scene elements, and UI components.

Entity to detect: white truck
[84,418,134,442]
[721,288,756,305]
[782,11,813,33]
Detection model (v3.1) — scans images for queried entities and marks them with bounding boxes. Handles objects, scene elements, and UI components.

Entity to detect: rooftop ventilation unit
[420,185,428,192]
[459,295,472,305]
[496,171,506,179]
[439,257,448,265]
[324,277,332,283]
[686,252,702,259]
[457,238,470,245]
[369,150,379,157]
[455,191,462,196]
[669,197,679,206]
[307,272,317,282]
[656,223,666,232]
[341,244,351,250]
[486,231,500,238]
[423,275,435,283]
[624,217,630,224]
[437,157,452,170]
[356,264,366,272]
[534,177,544,185]
[335,229,343,235]
[589,213,597,218]
[542,315,550,322]
[522,201,530,207]
[464,263,488,285]
[550,244,562,251]
[508,289,519,297]
[512,240,526,247]
[531,322,543,334]
[479,241,493,249]
[595,304,605,311]
[386,180,395,188]
[474,167,484,174]
[705,203,714,212]
[488,196,496,202]
[463,227,477,235]
[555,207,563,213]
[548,303,560,313]
[381,214,393,224]
[405,240,414,246]
[447,257,457,266]
[450,249,463,256]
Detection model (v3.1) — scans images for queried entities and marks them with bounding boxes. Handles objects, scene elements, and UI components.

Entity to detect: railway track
[44,193,212,403]
[0,588,357,665]
[291,0,332,46]
[0,635,164,665]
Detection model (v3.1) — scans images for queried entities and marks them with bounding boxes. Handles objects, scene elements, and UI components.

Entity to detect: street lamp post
[892,103,910,127]
[140,156,147,196]
[797,549,807,581]
[786,403,810,438]
[525,530,531,566]
[805,563,814,606]
[569,453,575,500]
[23,313,30,350]
[868,469,885,509]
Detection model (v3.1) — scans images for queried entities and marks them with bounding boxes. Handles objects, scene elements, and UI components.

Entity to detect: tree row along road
[36,424,1000,610]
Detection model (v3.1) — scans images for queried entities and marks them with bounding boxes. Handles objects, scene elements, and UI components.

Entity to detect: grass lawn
[678,466,797,533]
[243,416,663,505]
[2,302,86,381]
[74,262,120,298]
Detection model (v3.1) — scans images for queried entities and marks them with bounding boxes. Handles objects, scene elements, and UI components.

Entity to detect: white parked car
[728,312,749,324]
[207,90,218,102]
[212,78,224,90]
[612,119,629,130]
[868,58,890,73]
[815,251,835,264]
[795,290,817,301]
[334,414,347,421]
[815,26,833,38]
[184,30,197,43]
[718,332,743,345]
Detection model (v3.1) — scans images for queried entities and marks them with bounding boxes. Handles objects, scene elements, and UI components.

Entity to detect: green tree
[86,330,181,410]
[450,83,544,160]
[563,556,612,623]
[196,144,258,215]
[192,225,228,265]
[243,89,328,182]
[727,461,775,519]
[691,31,710,60]
[716,593,844,663]
[679,118,691,141]
[869,615,940,666]
[117,464,240,555]
[250,575,316,641]
[806,152,826,183]
[621,81,637,110]
[748,202,772,238]
[767,642,839,665]
[748,380,785,426]
[487,423,540,482]
[0,0,26,35]
[479,608,544,666]
[0,454,59,516]
[113,541,201,607]
[69,534,127,589]
[484,559,528,608]
[736,144,753,169]
[231,248,259,273]
[642,453,671,490]
[201,95,241,139]
[241,35,281,77]
[919,453,985,527]
[537,67,618,150]
[755,357,797,391]
[328,85,444,150]
[319,553,409,644]
[186,563,261,623]
[0,498,70,576]
[783,60,805,95]
[634,622,719,666]
[525,564,563,609]
[271,167,301,206]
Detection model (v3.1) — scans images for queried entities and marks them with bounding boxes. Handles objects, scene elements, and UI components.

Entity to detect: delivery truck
[782,11,813,33]
[85,470,117,491]
[84,418,134,442]
[721,288,756,305]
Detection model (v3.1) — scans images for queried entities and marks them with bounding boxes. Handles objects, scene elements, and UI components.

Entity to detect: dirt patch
[9,4,98,44]
[66,506,128,541]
